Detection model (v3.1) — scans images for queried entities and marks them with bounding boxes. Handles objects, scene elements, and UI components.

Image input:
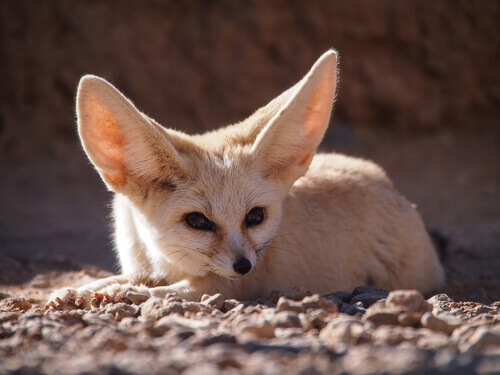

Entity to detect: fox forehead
[166,149,281,222]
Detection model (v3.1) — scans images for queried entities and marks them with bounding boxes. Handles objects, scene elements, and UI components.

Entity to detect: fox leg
[45,274,137,310]
[46,276,219,310]
[96,279,209,304]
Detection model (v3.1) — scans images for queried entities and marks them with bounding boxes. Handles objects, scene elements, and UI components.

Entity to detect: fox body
[48,51,444,308]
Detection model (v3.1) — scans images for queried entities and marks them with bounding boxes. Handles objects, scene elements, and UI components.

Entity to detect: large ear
[77,75,186,193]
[250,50,338,189]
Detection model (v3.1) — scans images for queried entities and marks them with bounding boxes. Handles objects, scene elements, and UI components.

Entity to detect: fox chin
[47,50,444,309]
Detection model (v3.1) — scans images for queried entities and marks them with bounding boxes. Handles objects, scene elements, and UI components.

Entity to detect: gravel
[0,282,499,375]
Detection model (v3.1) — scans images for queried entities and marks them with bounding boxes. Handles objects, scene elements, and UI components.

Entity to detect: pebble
[235,316,275,339]
[386,290,432,314]
[103,302,139,321]
[362,306,400,326]
[2,283,499,374]
[305,309,330,330]
[221,299,241,313]
[350,292,386,308]
[202,293,225,310]
[427,293,454,305]
[326,290,352,303]
[141,297,184,320]
[285,286,312,301]
[29,274,50,288]
[301,294,338,313]
[319,315,372,349]
[397,312,422,327]
[416,332,452,350]
[459,325,500,353]
[270,311,302,329]
[0,298,32,311]
[352,285,389,297]
[344,302,366,316]
[154,315,215,335]
[420,312,461,334]
[276,297,305,313]
[0,312,19,322]
[268,290,284,304]
[321,293,344,308]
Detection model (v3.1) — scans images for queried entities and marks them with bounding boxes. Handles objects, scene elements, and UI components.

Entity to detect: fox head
[77,50,338,279]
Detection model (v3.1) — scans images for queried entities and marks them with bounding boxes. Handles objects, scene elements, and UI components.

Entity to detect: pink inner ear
[302,79,332,141]
[81,95,126,173]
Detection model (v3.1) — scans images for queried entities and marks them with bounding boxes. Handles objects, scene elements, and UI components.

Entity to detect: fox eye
[245,207,264,226]
[185,212,215,231]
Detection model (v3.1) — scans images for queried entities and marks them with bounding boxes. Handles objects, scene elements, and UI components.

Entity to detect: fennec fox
[47,50,444,309]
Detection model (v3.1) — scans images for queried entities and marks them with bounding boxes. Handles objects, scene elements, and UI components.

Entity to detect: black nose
[233,257,252,275]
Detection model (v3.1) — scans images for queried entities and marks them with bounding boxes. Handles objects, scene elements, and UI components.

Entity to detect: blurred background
[1,1,498,301]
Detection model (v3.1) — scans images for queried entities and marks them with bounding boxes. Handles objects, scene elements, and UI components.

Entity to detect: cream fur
[47,50,444,308]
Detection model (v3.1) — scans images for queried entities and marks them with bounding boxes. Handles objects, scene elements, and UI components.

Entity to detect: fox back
[76,50,445,300]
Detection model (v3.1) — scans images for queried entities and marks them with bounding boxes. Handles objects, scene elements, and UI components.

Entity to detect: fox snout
[233,256,252,275]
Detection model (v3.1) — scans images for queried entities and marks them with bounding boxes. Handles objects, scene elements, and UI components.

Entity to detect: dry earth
[0,263,499,374]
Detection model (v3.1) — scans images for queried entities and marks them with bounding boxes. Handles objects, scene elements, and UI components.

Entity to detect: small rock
[417,335,451,351]
[427,294,454,305]
[352,286,389,297]
[29,274,50,288]
[118,316,141,331]
[271,311,302,328]
[154,315,215,335]
[397,312,422,327]
[386,290,432,314]
[202,293,225,310]
[301,294,338,313]
[0,298,32,311]
[0,312,19,322]
[268,290,284,304]
[285,286,312,301]
[126,292,149,305]
[321,293,344,308]
[306,309,330,330]
[274,327,304,338]
[350,293,386,308]
[221,299,241,313]
[82,311,117,327]
[421,312,461,334]
[362,306,400,325]
[197,332,236,346]
[235,316,275,339]
[243,305,265,314]
[276,297,305,313]
[0,291,10,300]
[372,325,418,346]
[140,297,184,320]
[320,315,371,349]
[342,346,426,375]
[181,301,202,314]
[458,326,500,353]
[103,303,138,321]
[183,363,220,375]
[339,303,350,313]
[475,305,496,315]
[344,302,366,316]
[325,291,352,303]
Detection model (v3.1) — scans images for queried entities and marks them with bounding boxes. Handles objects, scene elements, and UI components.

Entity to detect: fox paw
[45,287,94,311]
[93,284,152,307]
